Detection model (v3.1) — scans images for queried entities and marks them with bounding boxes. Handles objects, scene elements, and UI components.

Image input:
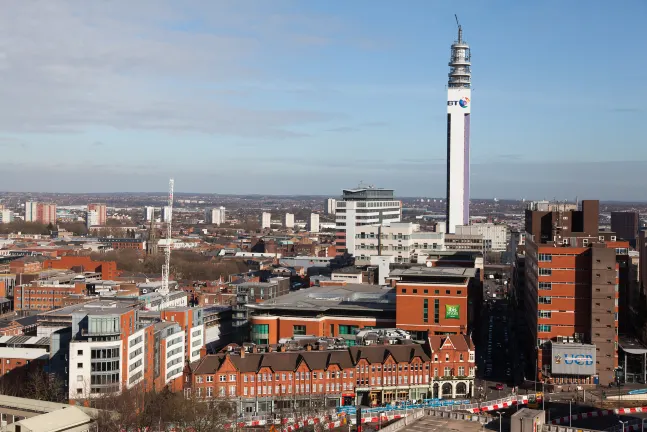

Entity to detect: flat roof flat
[39,298,139,317]
[248,284,395,313]
[389,267,477,278]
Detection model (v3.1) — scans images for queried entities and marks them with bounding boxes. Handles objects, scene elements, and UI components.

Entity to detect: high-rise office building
[24,201,57,225]
[335,187,402,255]
[144,206,155,221]
[445,22,472,233]
[325,198,337,215]
[308,213,320,233]
[611,211,639,243]
[261,212,271,229]
[284,213,294,228]
[87,203,107,226]
[206,207,226,225]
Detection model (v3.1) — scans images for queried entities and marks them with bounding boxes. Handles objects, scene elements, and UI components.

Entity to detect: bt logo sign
[447,97,470,108]
[564,354,593,366]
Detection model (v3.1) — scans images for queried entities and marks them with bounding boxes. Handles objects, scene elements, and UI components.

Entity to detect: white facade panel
[189,325,205,363]
[126,328,146,389]
[446,88,471,234]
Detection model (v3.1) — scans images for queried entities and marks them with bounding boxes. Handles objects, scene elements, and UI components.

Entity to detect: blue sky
[0,1,645,200]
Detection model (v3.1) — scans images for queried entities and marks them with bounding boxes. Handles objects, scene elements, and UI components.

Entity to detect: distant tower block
[445,15,472,233]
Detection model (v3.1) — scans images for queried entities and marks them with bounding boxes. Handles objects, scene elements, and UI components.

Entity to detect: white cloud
[0,1,341,137]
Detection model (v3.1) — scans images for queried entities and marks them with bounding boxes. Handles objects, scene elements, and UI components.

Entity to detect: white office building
[144,206,155,221]
[86,210,99,228]
[455,223,508,252]
[0,209,13,224]
[352,222,485,264]
[284,213,295,228]
[326,198,337,215]
[261,212,271,229]
[161,206,172,223]
[308,213,320,233]
[206,206,226,225]
[335,187,402,256]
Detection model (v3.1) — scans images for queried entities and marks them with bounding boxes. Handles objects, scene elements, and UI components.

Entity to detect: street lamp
[569,400,572,427]
[496,412,503,432]
[642,418,645,432]
[619,420,628,432]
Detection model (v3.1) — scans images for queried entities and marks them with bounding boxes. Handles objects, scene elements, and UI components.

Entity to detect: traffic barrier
[551,406,647,425]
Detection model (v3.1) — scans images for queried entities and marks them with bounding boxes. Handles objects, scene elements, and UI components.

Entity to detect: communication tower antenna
[161,178,174,297]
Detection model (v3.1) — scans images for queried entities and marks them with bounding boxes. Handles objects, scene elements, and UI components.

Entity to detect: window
[77,350,83,355]
[293,325,306,336]
[412,289,417,294]
[423,299,428,323]
[539,282,552,290]
[229,374,236,382]
[424,289,428,294]
[443,367,451,377]
[457,290,462,295]
[538,324,552,332]
[539,311,552,319]
[458,367,465,376]
[538,253,552,262]
[402,289,407,294]
[219,375,226,382]
[197,376,203,383]
[434,299,440,324]
[77,375,83,382]
[77,363,83,368]
[538,296,552,304]
[539,268,552,276]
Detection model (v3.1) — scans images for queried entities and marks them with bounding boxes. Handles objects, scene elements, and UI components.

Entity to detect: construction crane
[161,178,174,296]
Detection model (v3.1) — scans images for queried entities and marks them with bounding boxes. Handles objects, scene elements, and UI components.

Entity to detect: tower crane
[161,178,174,296]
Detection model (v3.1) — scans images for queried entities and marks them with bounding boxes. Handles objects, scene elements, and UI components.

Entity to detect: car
[495,383,504,390]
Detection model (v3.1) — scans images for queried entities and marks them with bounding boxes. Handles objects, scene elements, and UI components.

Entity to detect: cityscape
[0,2,646,432]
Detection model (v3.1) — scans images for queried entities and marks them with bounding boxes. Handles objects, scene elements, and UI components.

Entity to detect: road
[474,281,517,400]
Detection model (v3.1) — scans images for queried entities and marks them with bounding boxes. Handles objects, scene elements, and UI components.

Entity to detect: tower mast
[161,178,174,296]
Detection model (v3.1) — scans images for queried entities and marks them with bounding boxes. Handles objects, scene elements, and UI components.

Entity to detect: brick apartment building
[611,211,639,244]
[97,238,145,250]
[9,257,44,274]
[87,204,107,226]
[184,333,475,414]
[37,299,204,402]
[24,202,57,225]
[43,256,119,280]
[522,200,629,386]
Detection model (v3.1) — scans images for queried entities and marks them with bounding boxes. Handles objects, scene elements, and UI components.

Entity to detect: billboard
[445,305,460,319]
[551,343,596,376]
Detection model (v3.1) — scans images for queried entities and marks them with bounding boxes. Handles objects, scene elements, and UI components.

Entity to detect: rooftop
[39,298,140,317]
[389,267,477,278]
[247,284,395,313]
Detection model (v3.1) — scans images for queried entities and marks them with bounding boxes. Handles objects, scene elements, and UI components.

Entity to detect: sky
[0,1,645,200]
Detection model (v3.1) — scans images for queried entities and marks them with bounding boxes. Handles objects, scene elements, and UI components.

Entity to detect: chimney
[240,348,245,358]
[199,346,207,359]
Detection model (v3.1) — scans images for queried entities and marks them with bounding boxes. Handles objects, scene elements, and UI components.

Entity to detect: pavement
[402,416,490,432]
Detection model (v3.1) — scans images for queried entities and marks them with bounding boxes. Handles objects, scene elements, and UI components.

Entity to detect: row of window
[401,288,463,295]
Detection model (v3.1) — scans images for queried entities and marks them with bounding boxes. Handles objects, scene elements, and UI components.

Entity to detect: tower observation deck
[448,23,471,89]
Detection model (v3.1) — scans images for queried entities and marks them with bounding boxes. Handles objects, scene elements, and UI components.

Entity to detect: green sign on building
[445,304,460,319]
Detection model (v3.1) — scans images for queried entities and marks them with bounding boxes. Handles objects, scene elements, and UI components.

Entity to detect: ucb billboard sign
[551,343,596,376]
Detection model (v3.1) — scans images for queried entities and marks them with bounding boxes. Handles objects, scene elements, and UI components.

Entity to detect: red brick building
[43,256,119,280]
[184,334,475,414]
[9,257,43,274]
[390,266,479,339]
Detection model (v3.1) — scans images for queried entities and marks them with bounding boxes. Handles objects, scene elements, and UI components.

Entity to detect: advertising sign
[551,343,596,376]
[445,305,460,319]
